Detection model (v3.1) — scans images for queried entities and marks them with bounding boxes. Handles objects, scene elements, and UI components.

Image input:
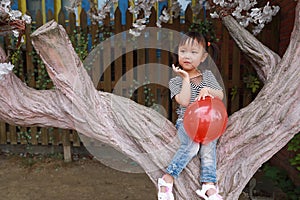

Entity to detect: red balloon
[183,96,228,144]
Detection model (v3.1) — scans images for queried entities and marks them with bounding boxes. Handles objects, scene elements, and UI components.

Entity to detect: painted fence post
[54,0,62,22]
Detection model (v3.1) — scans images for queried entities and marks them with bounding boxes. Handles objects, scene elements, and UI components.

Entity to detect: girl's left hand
[196,87,214,100]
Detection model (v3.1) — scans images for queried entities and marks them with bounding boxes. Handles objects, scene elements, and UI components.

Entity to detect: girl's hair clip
[207,42,211,47]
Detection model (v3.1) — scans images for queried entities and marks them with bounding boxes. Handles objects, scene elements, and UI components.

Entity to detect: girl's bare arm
[172,64,191,107]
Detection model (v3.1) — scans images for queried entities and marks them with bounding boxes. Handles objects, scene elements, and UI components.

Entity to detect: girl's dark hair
[172,31,219,67]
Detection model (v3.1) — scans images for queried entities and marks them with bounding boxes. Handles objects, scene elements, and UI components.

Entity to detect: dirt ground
[0,148,292,200]
[0,152,156,200]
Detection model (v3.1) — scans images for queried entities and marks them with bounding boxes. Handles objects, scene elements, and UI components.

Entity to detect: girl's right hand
[172,64,189,79]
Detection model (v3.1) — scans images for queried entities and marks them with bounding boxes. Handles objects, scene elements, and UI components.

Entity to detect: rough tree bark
[0,2,299,199]
[216,2,300,198]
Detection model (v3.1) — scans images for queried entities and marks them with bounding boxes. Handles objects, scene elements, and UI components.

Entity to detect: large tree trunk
[216,2,300,198]
[0,2,299,199]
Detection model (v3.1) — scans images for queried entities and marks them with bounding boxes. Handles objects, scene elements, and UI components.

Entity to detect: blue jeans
[166,120,217,183]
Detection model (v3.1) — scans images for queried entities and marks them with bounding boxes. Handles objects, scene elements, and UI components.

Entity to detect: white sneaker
[157,177,174,200]
[196,184,223,200]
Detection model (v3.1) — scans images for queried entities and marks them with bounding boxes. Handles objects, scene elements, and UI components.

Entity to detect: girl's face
[178,38,207,72]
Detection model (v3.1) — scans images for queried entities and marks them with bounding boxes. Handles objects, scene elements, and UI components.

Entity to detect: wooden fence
[0,5,280,160]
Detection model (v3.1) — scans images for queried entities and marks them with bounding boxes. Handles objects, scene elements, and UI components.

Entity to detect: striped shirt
[169,70,222,120]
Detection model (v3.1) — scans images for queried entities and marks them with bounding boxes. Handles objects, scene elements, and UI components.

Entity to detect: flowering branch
[128,0,182,36]
[0,0,31,48]
[208,0,280,35]
[65,0,118,24]
[88,0,118,24]
[128,0,156,36]
[0,0,31,37]
[64,0,280,36]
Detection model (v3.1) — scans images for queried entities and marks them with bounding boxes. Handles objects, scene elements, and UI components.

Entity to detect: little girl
[157,32,224,200]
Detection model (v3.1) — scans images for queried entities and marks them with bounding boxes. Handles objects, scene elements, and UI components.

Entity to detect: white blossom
[0,62,14,80]
[0,0,10,10]
[12,30,19,37]
[0,0,32,25]
[250,8,261,18]
[232,6,243,19]
[239,17,250,27]
[128,5,139,14]
[156,21,162,28]
[160,9,170,23]
[9,10,22,20]
[0,0,31,44]
[129,29,141,37]
[132,18,146,31]
[210,11,219,18]
[22,14,32,24]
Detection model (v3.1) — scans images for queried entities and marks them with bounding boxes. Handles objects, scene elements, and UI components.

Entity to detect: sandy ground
[0,152,156,200]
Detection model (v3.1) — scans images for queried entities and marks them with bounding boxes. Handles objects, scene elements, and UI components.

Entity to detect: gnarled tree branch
[216,2,300,198]
[222,15,281,83]
[0,72,73,128]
